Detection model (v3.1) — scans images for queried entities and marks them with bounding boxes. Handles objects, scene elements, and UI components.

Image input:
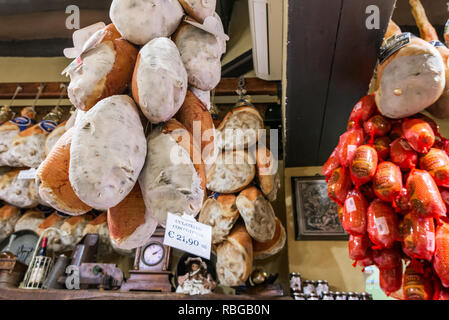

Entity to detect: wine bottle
[0,234,17,259]
[29,237,48,288]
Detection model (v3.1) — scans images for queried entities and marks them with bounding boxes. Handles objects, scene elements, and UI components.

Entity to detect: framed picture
[292,175,348,241]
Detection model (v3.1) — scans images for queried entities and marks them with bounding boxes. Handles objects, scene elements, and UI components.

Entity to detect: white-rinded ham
[216,106,264,150]
[0,169,40,208]
[0,205,20,242]
[45,121,67,156]
[139,119,205,226]
[65,24,138,112]
[410,0,449,119]
[109,0,184,45]
[179,0,216,23]
[132,37,187,123]
[375,34,445,119]
[108,183,158,250]
[9,107,65,168]
[236,186,276,242]
[0,107,36,167]
[173,22,224,91]
[69,95,147,210]
[14,209,45,233]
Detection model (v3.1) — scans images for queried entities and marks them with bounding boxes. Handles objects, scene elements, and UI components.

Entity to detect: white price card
[18,168,37,180]
[163,212,212,260]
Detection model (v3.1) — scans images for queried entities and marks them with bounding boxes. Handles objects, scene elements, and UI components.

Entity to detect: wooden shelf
[0,78,280,100]
[0,287,289,300]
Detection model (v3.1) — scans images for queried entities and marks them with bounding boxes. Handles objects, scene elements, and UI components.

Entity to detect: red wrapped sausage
[406,169,446,219]
[367,199,400,248]
[373,136,391,160]
[359,182,376,202]
[394,188,410,213]
[336,128,364,167]
[349,145,378,187]
[389,123,403,141]
[373,162,403,202]
[400,211,435,262]
[373,246,402,269]
[364,115,392,138]
[390,138,418,170]
[322,147,340,178]
[347,95,377,130]
[379,265,403,296]
[433,223,449,288]
[440,189,449,212]
[327,167,352,205]
[349,234,371,261]
[342,189,368,235]
[356,249,374,268]
[403,263,433,300]
[419,148,449,187]
[411,113,440,139]
[402,118,435,153]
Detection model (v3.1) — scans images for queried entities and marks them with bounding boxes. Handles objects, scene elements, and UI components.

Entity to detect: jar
[347,292,359,300]
[307,293,320,300]
[322,292,334,300]
[316,280,329,297]
[292,292,306,300]
[302,280,316,295]
[290,288,302,298]
[289,273,302,292]
[335,292,347,300]
[359,292,372,300]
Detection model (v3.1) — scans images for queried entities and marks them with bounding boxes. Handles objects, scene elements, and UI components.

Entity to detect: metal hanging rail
[0,78,281,100]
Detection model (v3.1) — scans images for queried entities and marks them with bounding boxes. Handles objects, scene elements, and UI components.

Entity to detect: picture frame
[291,175,348,241]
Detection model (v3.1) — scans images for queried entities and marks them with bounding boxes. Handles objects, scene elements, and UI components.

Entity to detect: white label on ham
[374,217,389,235]
[379,32,411,64]
[427,231,435,252]
[18,168,37,180]
[164,212,211,260]
[346,197,356,213]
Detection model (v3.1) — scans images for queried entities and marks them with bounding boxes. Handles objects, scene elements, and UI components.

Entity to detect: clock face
[142,242,165,267]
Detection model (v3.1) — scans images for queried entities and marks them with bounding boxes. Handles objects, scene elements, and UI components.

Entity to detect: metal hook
[8,85,23,107]
[55,83,67,108]
[31,83,45,109]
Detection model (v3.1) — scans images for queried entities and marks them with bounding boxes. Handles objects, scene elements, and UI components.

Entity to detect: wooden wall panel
[285,0,396,167]
[317,0,396,164]
[285,0,343,167]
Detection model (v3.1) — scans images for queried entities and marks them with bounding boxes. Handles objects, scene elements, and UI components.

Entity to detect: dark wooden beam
[0,78,280,99]
[221,50,254,78]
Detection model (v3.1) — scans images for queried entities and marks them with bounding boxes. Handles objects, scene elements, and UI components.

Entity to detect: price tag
[346,197,356,213]
[374,217,389,236]
[427,232,435,252]
[18,168,37,180]
[163,212,211,260]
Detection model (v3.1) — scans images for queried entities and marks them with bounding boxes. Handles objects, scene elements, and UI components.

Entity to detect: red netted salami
[322,147,340,178]
[373,136,391,160]
[336,128,364,167]
[367,199,400,248]
[364,115,392,138]
[350,145,378,187]
[359,182,376,202]
[433,223,449,288]
[373,162,403,202]
[403,263,434,300]
[394,188,410,213]
[327,167,352,205]
[379,265,403,296]
[347,95,377,130]
[400,211,435,261]
[419,148,449,187]
[373,246,402,269]
[389,123,403,141]
[349,234,371,261]
[342,189,368,235]
[406,169,447,219]
[402,118,435,153]
[390,138,418,170]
